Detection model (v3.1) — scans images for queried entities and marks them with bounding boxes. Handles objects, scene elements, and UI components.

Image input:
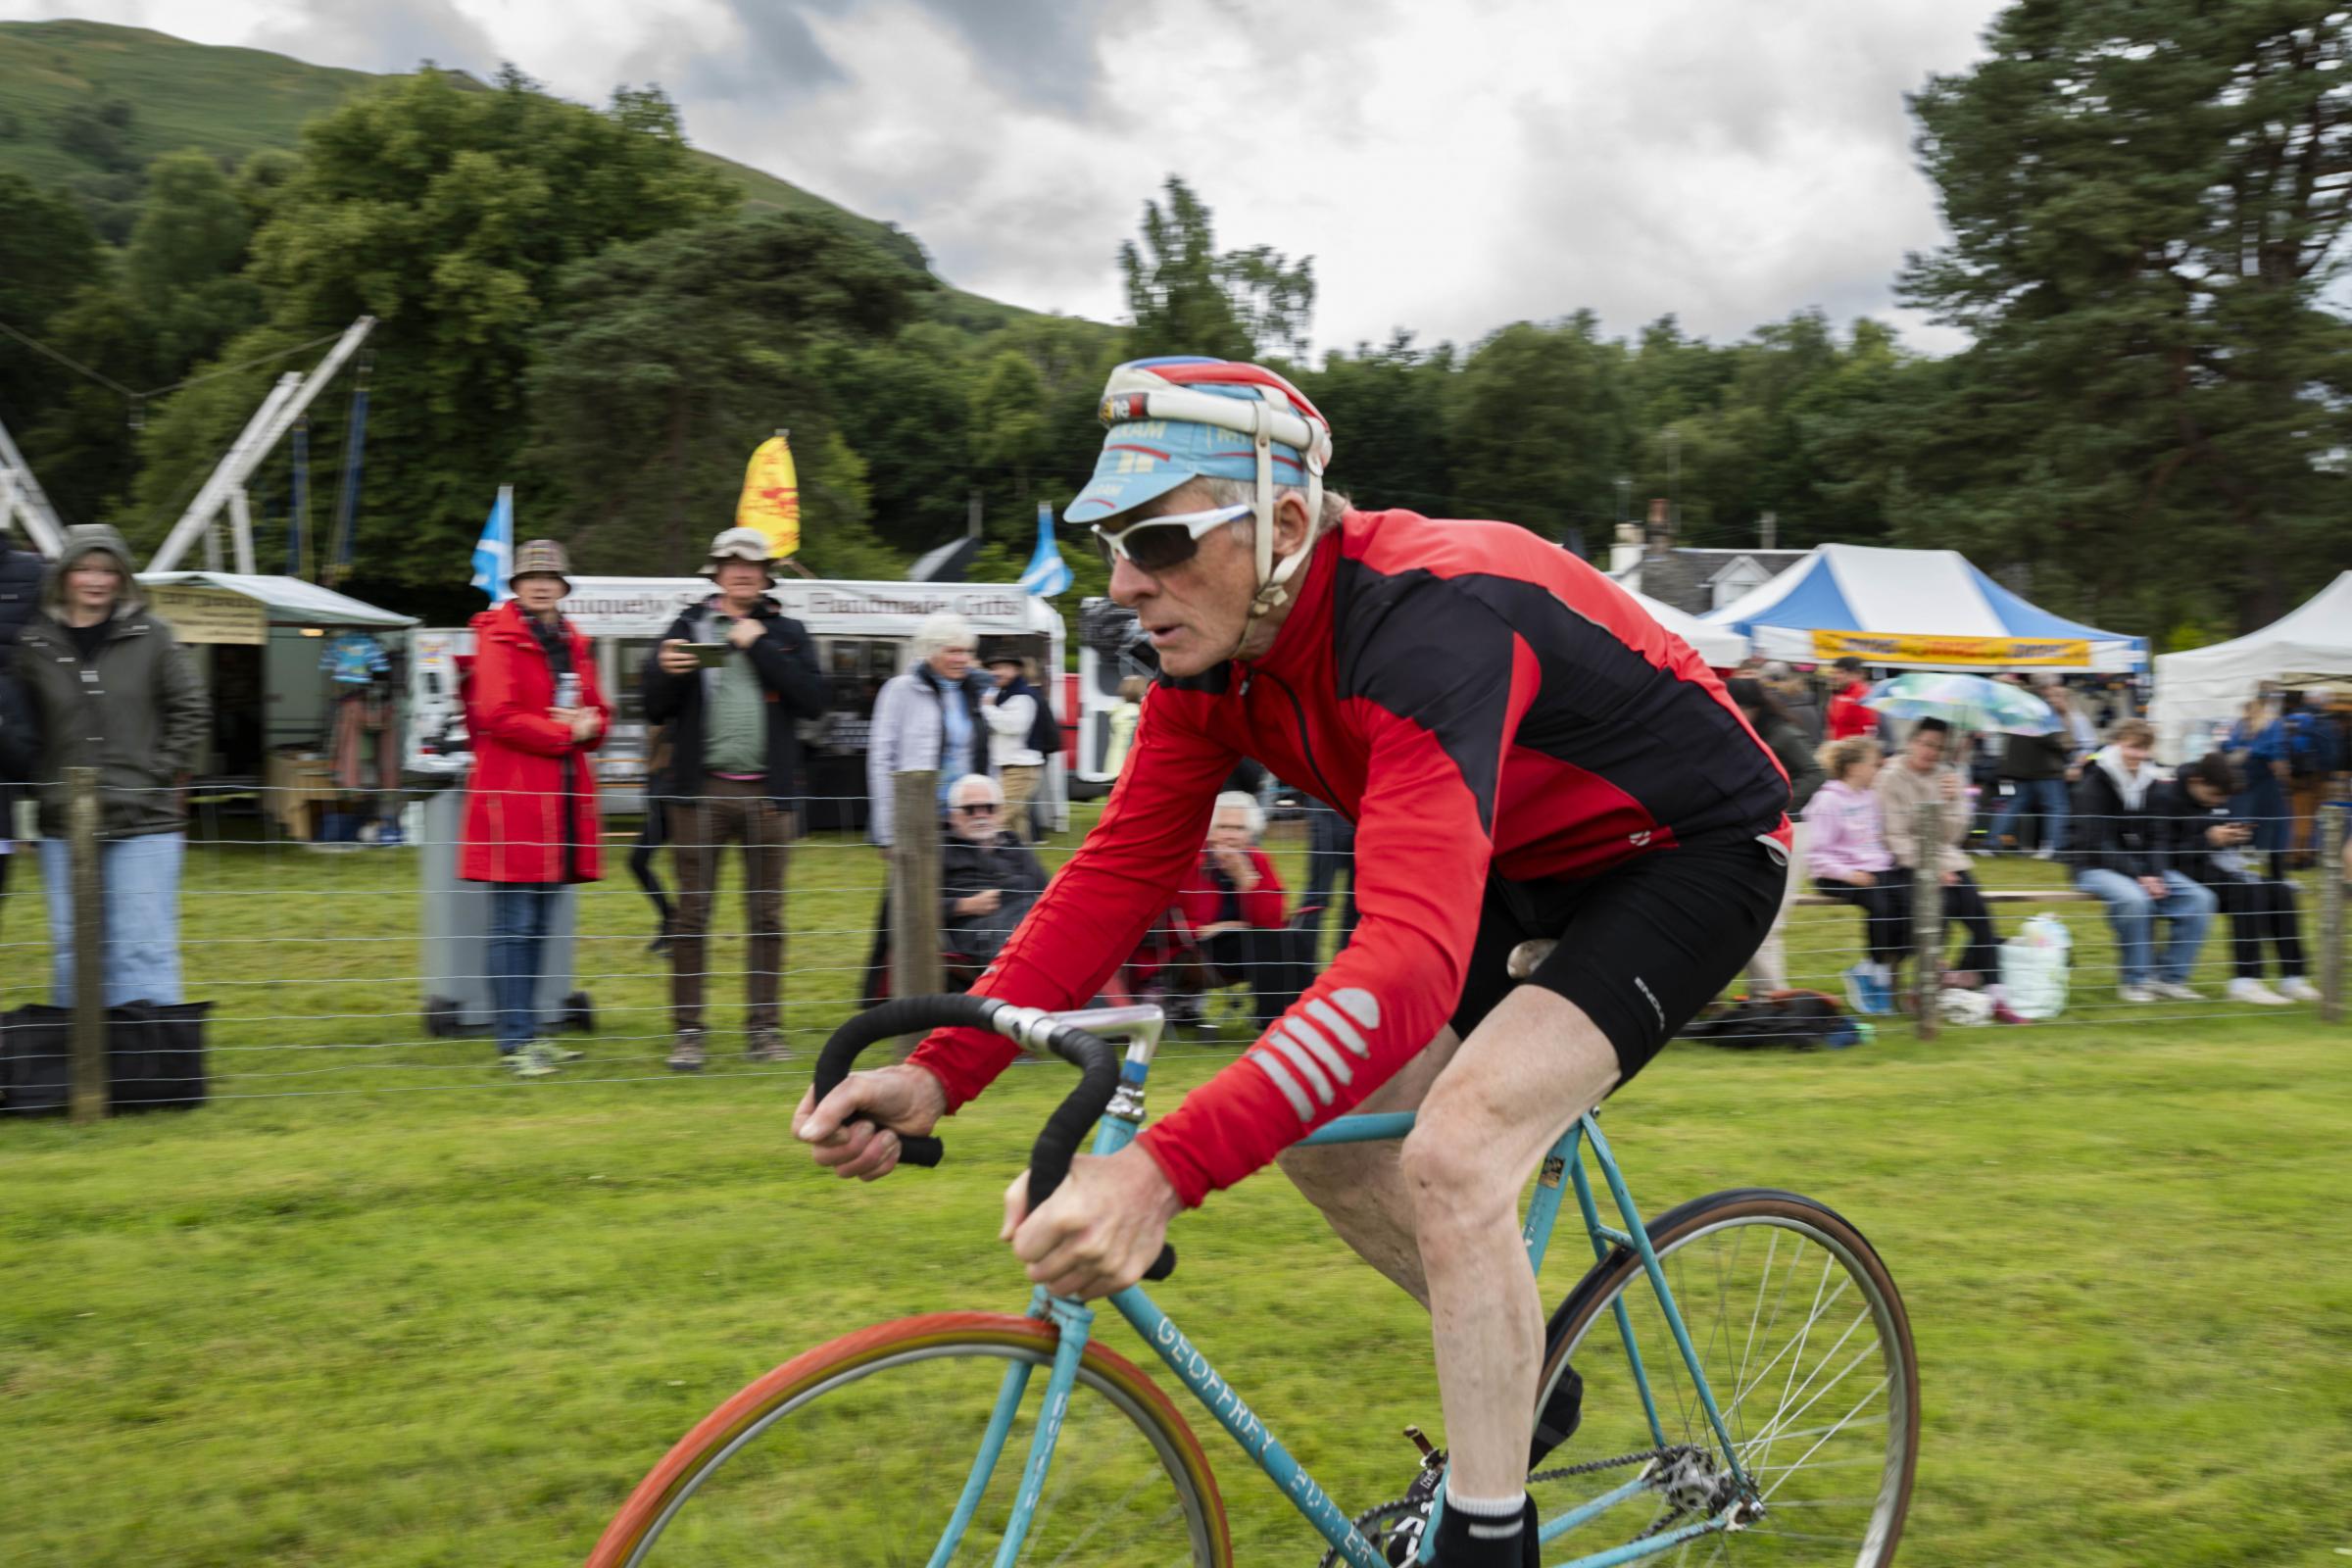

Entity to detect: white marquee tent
[1631,588,1749,667]
[2149,570,2352,760]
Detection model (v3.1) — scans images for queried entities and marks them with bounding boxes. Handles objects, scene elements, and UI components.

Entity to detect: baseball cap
[1064,358,1332,526]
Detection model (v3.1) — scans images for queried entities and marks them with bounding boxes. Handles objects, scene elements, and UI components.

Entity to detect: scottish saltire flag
[469,485,514,604]
[1019,501,1072,597]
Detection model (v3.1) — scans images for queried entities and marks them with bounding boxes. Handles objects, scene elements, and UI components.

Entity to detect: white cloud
[4,0,2006,353]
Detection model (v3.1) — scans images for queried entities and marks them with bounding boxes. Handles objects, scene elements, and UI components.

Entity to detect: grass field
[1,809,2346,1565]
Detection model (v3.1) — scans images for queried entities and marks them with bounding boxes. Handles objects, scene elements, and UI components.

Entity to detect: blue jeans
[38,832,186,1006]
[2075,867,2217,985]
[1991,777,2070,854]
[488,882,563,1053]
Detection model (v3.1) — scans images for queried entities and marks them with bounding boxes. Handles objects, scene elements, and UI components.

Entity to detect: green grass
[1,812,2346,1565]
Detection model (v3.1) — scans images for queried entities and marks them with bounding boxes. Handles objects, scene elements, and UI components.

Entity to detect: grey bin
[415,780,593,1039]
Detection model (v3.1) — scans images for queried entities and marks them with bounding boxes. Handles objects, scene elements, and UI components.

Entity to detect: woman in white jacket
[866,612,991,848]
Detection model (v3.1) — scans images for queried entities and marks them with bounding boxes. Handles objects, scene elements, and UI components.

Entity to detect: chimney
[1608,520,1644,576]
[1645,497,1673,558]
[1759,511,1777,551]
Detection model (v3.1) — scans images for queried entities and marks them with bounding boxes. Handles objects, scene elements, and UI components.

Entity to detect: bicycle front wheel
[1533,1190,1919,1565]
[587,1311,1232,1567]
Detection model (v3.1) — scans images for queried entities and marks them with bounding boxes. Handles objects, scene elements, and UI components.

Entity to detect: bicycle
[587,985,1919,1566]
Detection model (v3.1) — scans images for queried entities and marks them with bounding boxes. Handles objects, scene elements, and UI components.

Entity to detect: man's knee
[2177,880,2218,916]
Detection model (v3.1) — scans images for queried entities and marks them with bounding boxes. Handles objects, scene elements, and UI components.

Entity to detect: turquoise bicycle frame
[929,1007,1754,1568]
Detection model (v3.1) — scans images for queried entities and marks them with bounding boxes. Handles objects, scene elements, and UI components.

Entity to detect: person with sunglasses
[797,355,1792,1568]
[938,772,1050,970]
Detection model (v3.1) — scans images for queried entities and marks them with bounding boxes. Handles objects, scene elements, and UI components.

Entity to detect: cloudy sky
[8,0,2010,356]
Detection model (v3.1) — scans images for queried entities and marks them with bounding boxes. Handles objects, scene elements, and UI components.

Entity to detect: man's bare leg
[1273,1025,1462,1303]
[1400,986,1619,1500]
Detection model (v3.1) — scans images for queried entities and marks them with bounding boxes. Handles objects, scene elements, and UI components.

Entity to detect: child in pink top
[1801,737,1906,1013]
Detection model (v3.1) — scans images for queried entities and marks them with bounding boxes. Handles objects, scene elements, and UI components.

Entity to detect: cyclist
[797,356,1791,1567]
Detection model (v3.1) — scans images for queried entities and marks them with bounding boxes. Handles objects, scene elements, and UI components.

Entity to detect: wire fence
[0,782,2343,1116]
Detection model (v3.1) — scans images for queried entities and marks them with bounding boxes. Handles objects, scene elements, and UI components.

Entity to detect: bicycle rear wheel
[587,1311,1231,1567]
[1533,1190,1918,1565]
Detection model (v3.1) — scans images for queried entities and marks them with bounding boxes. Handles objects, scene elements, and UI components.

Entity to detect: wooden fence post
[2320,805,2345,1026]
[889,770,943,1030]
[67,765,108,1124]
[1910,799,1942,1040]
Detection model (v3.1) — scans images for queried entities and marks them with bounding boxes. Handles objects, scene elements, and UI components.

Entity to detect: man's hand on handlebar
[793,1064,949,1181]
[1002,1148,1183,1300]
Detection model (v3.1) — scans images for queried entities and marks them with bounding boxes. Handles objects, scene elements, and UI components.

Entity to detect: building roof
[137,571,417,628]
[1613,548,1811,615]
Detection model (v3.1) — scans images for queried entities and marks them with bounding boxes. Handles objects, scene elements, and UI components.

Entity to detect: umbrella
[1862,672,2057,734]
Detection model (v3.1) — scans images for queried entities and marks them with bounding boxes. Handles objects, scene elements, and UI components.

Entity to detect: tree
[0,172,100,459]
[1902,3,2352,632]
[1118,176,1314,360]
[1298,332,1456,514]
[526,210,932,575]
[123,67,736,581]
[1444,314,1630,540]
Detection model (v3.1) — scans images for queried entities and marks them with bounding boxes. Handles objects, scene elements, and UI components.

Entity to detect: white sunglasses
[1090,503,1252,572]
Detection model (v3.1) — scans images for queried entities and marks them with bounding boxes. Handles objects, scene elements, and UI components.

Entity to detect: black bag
[0,1001,210,1118]
[1682,991,1859,1051]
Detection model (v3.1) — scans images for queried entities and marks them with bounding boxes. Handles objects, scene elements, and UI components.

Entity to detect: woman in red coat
[460,540,609,1075]
[1166,790,1316,1031]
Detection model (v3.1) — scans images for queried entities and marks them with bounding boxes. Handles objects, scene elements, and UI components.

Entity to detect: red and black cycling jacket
[908,509,1791,1207]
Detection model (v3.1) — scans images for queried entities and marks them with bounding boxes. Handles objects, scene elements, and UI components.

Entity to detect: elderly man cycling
[798,356,1789,1568]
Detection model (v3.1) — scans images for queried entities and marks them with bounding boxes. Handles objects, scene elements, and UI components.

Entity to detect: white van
[409,576,1067,832]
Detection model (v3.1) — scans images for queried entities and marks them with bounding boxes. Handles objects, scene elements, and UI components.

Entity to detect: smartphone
[685,642,730,668]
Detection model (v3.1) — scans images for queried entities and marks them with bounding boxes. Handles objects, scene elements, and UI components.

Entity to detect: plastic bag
[1998,912,2072,1020]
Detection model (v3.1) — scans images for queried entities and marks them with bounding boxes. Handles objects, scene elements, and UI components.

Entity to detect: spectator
[17,525,208,1007]
[460,540,608,1077]
[2280,687,2342,868]
[1300,793,1358,951]
[2071,717,2216,1004]
[867,611,989,850]
[939,773,1050,967]
[1875,717,2003,992]
[1164,790,1317,1031]
[0,532,41,938]
[1103,674,1148,778]
[1989,691,2073,858]
[2165,753,2318,1005]
[644,527,827,1071]
[1729,677,1824,997]
[979,653,1052,843]
[2224,691,2290,872]
[1825,656,1878,741]
[1800,735,1904,1016]
[1763,661,1823,746]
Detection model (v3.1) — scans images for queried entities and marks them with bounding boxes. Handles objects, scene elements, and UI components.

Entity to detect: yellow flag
[735,435,801,560]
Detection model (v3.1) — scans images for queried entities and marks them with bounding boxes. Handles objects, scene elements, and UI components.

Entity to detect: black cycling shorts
[1448,832,1788,1082]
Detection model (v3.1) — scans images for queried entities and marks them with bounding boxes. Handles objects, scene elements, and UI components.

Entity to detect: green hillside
[0,18,1029,326]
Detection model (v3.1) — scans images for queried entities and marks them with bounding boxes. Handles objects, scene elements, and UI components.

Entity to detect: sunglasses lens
[1122,522,1201,574]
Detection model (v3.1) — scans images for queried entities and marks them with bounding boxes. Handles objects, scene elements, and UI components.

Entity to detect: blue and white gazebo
[1701,543,2146,673]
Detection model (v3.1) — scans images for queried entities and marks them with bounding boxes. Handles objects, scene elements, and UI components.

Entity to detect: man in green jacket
[15,524,208,1005]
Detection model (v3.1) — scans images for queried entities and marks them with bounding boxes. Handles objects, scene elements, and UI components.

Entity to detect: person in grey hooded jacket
[15,524,208,1005]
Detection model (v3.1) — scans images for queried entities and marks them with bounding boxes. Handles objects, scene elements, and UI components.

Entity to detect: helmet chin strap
[1222,396,1327,662]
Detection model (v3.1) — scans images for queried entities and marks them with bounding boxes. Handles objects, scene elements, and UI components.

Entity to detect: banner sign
[1810,630,2091,667]
[147,585,267,645]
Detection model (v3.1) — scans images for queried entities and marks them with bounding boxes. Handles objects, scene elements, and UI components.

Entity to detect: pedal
[1402,1424,1443,1467]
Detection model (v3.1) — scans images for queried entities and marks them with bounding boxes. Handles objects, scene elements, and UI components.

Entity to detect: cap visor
[1063,467,1195,527]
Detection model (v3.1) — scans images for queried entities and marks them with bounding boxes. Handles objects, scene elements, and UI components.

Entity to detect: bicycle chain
[1317,1446,1692,1566]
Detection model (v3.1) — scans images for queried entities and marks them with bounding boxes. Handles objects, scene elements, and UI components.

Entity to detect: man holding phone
[643,527,828,1070]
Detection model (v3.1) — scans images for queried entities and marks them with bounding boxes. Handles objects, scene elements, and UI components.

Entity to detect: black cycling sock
[1529,1363,1583,1469]
[1430,1490,1538,1567]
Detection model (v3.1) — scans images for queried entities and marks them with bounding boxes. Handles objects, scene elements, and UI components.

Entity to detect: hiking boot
[745,1027,794,1063]
[666,1031,707,1072]
[2117,982,2156,1004]
[537,1038,587,1062]
[507,1041,561,1078]
[2149,980,2203,1003]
